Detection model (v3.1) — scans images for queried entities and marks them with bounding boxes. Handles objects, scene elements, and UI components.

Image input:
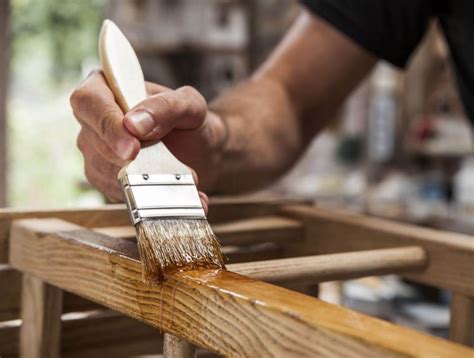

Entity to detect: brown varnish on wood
[135,219,225,283]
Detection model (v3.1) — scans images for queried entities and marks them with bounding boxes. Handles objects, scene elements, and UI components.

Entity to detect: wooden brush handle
[99,20,191,176]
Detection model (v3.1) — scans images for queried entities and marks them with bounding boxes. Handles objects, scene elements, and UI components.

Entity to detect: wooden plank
[0,265,101,321]
[94,215,304,245]
[0,310,162,357]
[449,293,474,346]
[0,0,9,206]
[282,205,474,296]
[20,273,63,358]
[3,246,425,320]
[229,246,427,284]
[164,334,196,358]
[0,198,304,263]
[9,218,473,357]
[0,204,130,262]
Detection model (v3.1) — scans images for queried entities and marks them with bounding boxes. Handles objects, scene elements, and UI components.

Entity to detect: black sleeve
[300,0,433,68]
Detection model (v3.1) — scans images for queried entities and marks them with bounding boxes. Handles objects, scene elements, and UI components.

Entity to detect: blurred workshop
[0,1,473,357]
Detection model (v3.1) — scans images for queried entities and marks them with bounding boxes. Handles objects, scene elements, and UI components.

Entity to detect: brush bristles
[135,219,225,283]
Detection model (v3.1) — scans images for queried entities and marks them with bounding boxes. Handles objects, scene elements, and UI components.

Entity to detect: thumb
[123,86,207,140]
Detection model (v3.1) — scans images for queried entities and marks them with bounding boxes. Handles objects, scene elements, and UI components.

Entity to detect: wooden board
[0,0,9,206]
[449,293,474,346]
[282,205,474,296]
[0,265,101,321]
[20,273,63,358]
[9,218,473,357]
[0,198,303,263]
[0,310,162,357]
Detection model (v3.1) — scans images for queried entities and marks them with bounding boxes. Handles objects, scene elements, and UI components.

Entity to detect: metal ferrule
[120,173,206,225]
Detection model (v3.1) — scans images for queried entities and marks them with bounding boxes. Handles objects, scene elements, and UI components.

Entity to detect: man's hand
[70,70,226,211]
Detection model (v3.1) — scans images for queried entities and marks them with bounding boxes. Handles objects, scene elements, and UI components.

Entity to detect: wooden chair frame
[0,198,473,357]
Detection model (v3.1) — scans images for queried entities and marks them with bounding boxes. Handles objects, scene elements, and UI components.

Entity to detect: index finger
[70,70,140,161]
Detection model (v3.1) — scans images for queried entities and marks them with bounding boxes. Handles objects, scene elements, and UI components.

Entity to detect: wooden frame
[1,198,473,356]
[0,0,10,206]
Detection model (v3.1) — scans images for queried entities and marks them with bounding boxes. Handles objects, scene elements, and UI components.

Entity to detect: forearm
[208,11,376,194]
[209,76,303,194]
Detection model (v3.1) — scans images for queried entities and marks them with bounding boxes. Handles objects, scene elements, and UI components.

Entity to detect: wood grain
[0,0,9,206]
[9,218,473,357]
[282,205,474,296]
[1,246,424,322]
[0,309,162,357]
[20,273,63,358]
[0,265,101,321]
[449,293,474,346]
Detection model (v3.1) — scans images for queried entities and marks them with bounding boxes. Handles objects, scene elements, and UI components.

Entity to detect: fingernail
[116,139,134,160]
[128,110,156,135]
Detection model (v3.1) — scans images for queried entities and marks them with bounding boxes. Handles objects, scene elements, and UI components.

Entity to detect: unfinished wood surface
[449,293,474,347]
[0,265,101,321]
[94,215,304,245]
[0,0,9,207]
[0,198,302,262]
[282,205,474,296]
[9,218,473,357]
[229,246,427,284]
[20,273,63,358]
[0,310,162,358]
[164,334,196,358]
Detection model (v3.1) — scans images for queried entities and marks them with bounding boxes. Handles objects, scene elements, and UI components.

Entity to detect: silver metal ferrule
[120,173,206,225]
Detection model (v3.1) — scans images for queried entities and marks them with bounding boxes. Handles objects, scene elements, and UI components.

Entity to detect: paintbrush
[99,20,225,283]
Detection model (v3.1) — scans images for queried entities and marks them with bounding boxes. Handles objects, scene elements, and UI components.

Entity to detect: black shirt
[301,0,474,124]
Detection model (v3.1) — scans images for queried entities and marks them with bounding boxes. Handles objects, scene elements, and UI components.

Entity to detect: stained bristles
[135,219,225,283]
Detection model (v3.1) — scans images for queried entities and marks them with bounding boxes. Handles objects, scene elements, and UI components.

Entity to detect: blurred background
[0,0,473,341]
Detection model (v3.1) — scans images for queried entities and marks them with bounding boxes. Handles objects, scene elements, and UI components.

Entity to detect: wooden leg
[449,292,474,347]
[20,273,63,358]
[163,333,196,358]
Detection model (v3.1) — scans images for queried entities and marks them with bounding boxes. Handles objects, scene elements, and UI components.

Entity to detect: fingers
[70,70,140,161]
[77,123,126,167]
[123,85,207,141]
[145,81,172,96]
[199,191,209,215]
[79,136,123,202]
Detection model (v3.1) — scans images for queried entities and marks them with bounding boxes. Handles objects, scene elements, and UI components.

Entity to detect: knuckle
[99,106,118,138]
[180,86,207,119]
[157,94,178,116]
[70,88,90,110]
[76,132,86,152]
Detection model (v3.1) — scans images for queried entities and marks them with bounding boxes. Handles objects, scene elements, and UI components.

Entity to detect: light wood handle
[99,19,147,112]
[99,19,191,176]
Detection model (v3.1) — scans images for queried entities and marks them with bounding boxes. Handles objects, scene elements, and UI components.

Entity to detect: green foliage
[8,0,107,208]
[11,0,106,83]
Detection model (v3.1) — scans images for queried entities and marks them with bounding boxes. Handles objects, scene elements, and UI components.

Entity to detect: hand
[70,70,226,212]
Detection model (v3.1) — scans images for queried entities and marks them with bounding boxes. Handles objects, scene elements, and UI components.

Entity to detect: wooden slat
[20,273,63,358]
[164,334,196,358]
[0,198,303,263]
[449,293,474,346]
[0,0,9,207]
[0,265,101,321]
[94,215,304,245]
[0,310,162,357]
[229,246,427,284]
[9,218,473,357]
[3,246,425,321]
[0,205,130,262]
[282,205,474,296]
